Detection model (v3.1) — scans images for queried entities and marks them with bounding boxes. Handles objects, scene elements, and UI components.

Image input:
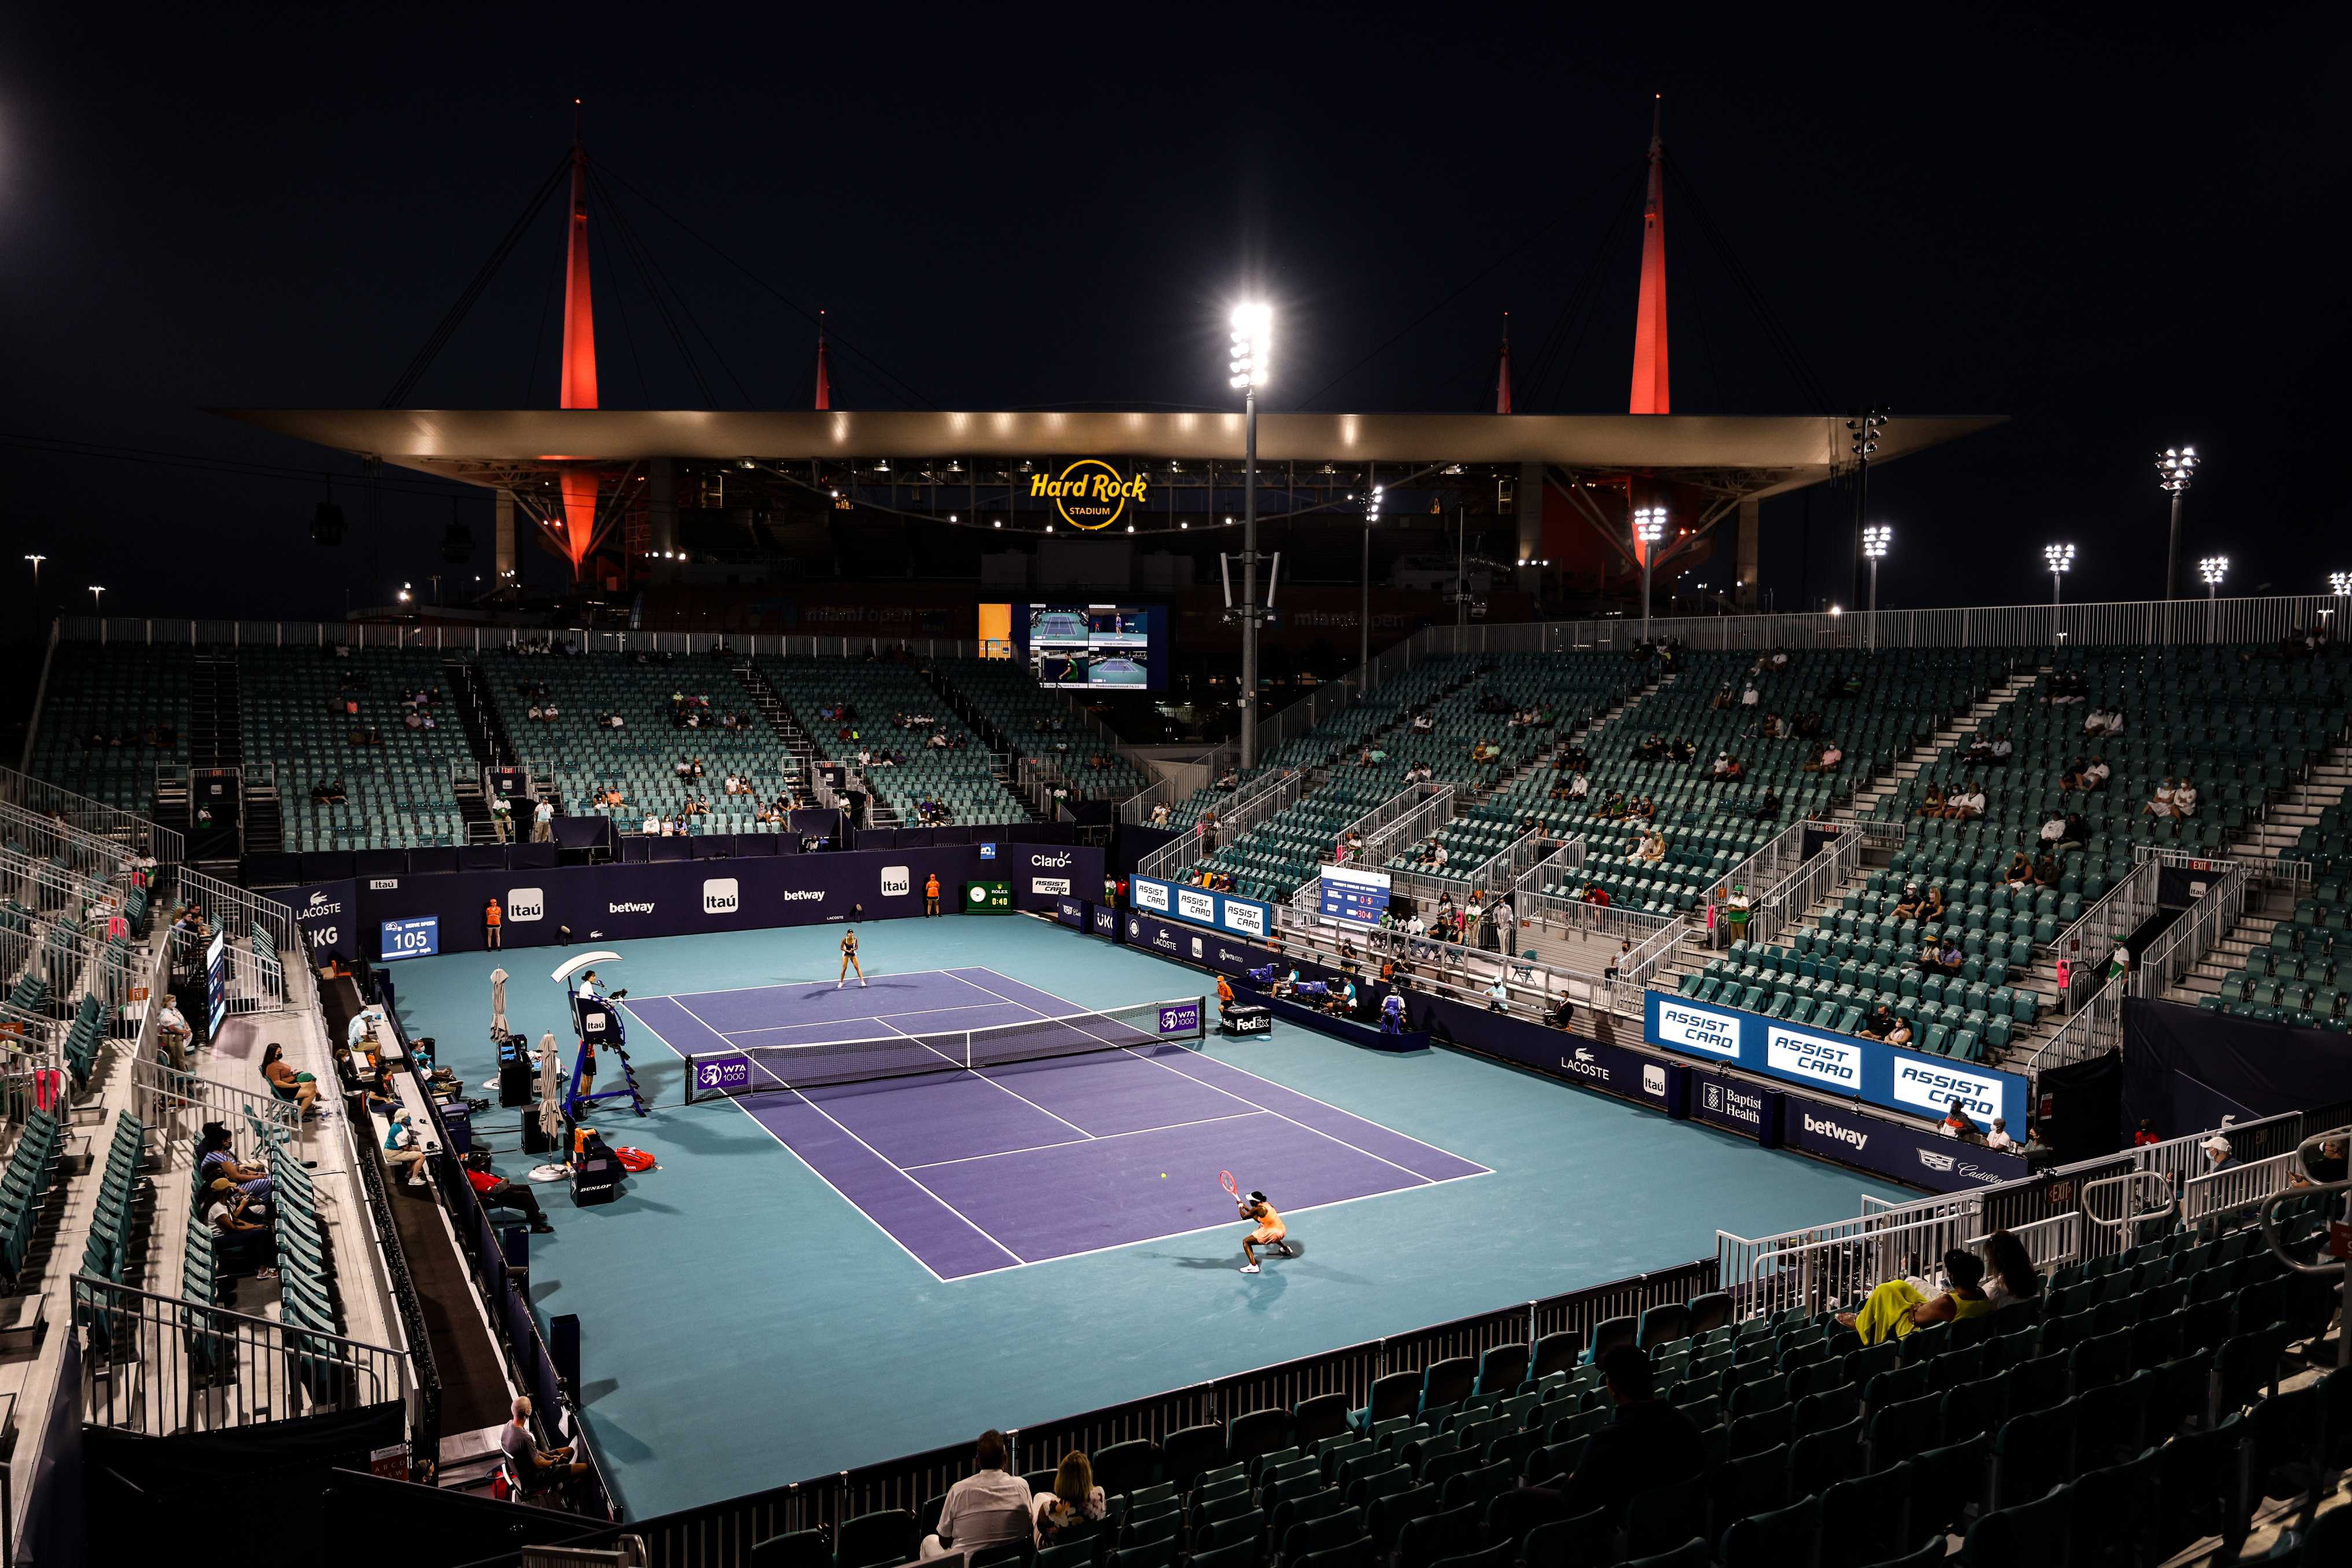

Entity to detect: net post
[683,1054,697,1104]
[1195,996,1208,1044]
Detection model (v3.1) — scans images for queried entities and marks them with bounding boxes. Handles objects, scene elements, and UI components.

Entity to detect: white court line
[902,1111,1269,1171]
[871,1017,1097,1142]
[951,967,1489,1185]
[655,997,1025,1273]
[1005,1169,1492,1271]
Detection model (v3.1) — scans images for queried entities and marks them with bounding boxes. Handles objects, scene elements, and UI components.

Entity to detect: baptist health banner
[1129,874,1276,942]
[1644,991,2029,1131]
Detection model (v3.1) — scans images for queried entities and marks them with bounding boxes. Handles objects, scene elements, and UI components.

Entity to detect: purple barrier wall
[275,846,1102,963]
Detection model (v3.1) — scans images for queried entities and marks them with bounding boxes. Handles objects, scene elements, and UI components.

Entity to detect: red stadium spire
[1628,96,1670,415]
[815,311,833,411]
[557,102,599,573]
[1494,313,1513,414]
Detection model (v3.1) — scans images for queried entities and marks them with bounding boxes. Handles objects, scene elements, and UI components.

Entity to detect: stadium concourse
[10,597,2352,1568]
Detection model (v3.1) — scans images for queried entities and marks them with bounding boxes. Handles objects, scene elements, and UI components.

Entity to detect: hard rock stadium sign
[1029,459,1147,530]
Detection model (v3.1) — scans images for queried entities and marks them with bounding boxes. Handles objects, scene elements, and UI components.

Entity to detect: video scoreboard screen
[1019,604,1166,690]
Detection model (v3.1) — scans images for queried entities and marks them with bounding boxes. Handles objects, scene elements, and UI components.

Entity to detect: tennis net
[682,995,1207,1102]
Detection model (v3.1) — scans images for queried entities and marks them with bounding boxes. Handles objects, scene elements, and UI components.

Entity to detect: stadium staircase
[2163,737,2352,1008]
[1836,668,2045,824]
[185,650,244,870]
[731,658,818,774]
[447,658,512,844]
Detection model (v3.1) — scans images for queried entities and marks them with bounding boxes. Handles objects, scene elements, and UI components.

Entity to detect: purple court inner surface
[624,967,1490,1279]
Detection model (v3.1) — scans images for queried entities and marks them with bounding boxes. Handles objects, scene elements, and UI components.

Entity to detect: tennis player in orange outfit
[1237,1191,1294,1274]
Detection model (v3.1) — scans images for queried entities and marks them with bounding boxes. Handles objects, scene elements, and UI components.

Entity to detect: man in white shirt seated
[2082,756,2110,791]
[2144,778,2179,818]
[1984,1118,2019,1152]
[1989,734,2012,763]
[922,1430,1033,1559]
[2040,811,2068,846]
[2173,781,2198,817]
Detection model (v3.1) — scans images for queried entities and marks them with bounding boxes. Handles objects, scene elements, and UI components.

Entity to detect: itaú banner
[1129,875,1275,941]
[1644,992,2029,1131]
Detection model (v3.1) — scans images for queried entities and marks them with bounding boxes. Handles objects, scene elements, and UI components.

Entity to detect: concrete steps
[1839,668,2045,823]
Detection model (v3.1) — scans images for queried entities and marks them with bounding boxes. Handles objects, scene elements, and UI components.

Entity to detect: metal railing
[76,1273,407,1435]
[129,1057,301,1155]
[2025,974,2124,1073]
[2180,1136,2349,1228]
[1138,768,1311,883]
[0,764,183,866]
[172,864,297,954]
[2131,858,2254,1000]
[1732,1202,1987,1322]
[1618,918,1693,996]
[2053,855,2162,1004]
[1276,899,1615,1021]
[539,1257,1717,1568]
[1964,1209,2083,1273]
[1746,825,1865,950]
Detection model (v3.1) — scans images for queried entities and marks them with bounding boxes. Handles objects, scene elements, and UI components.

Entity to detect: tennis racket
[1220,1170,1239,1199]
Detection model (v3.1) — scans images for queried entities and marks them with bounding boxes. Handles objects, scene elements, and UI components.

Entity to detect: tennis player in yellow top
[836,927,867,989]
[1237,1191,1293,1274]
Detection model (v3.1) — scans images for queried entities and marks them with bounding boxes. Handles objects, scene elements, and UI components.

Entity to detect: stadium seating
[241,647,481,851]
[933,657,1150,803]
[758,656,1034,826]
[24,645,193,811]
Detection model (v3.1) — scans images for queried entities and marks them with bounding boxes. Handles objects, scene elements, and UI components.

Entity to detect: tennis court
[623,966,1490,1278]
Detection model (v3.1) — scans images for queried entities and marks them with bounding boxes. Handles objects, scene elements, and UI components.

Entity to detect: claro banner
[1644,991,2029,1131]
[270,845,1099,962]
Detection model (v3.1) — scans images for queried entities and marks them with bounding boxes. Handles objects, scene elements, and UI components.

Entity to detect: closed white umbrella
[530,1030,569,1181]
[489,967,510,1035]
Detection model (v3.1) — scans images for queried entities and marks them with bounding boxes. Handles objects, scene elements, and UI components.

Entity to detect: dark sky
[1,5,2345,626]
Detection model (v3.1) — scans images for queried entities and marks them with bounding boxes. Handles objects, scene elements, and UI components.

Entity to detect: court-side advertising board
[1129,875,1275,941]
[1642,991,2029,1131]
[1317,863,1392,926]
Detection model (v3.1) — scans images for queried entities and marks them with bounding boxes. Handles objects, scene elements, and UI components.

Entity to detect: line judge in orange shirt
[924,872,941,916]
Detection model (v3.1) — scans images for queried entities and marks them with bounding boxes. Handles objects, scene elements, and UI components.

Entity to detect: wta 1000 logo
[1158,1003,1201,1035]
[696,1057,752,1094]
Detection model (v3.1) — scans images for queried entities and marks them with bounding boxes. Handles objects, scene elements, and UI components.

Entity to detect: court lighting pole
[1361,480,1382,687]
[2157,446,2199,600]
[1634,506,1666,645]
[1861,525,1890,651]
[1230,304,1270,769]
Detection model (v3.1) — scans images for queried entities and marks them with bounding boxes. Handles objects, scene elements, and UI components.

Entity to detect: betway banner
[1645,991,2029,1131]
[1129,875,1276,942]
[1780,1096,2029,1191]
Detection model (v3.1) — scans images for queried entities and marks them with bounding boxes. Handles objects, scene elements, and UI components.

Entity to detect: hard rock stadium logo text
[1030,459,1147,531]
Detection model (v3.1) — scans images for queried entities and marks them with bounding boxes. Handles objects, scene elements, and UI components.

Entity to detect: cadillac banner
[1644,991,2029,1131]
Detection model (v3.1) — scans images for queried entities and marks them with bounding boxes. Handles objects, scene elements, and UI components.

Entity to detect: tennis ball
[1160,1172,1167,1178]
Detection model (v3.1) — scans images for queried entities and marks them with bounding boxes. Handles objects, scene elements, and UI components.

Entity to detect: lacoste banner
[1644,991,2029,1131]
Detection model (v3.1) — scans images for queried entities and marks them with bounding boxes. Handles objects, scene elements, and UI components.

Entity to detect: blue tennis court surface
[625,967,1489,1278]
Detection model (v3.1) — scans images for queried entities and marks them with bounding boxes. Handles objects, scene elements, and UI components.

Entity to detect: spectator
[501,1395,589,1498]
[205,1186,278,1277]
[2202,1133,2234,1172]
[1941,1098,1979,1140]
[532,796,556,843]
[1891,882,1925,922]
[1981,1229,2041,1306]
[1858,1004,1896,1041]
[2143,778,2180,819]
[1485,974,1510,1013]
[1984,1118,2020,1152]
[197,1121,275,1202]
[382,1107,431,1188]
[464,1154,556,1233]
[2132,1119,2162,1147]
[2004,853,2035,891]
[2082,755,2111,792]
[1032,1452,1107,1545]
[154,999,194,1073]
[259,1041,319,1118]
[1989,733,2012,765]
[2174,779,2199,818]
[489,795,513,842]
[1884,1015,1915,1047]
[922,1430,1033,1559]
[1522,1347,1703,1525]
[2039,809,2068,847]
[1837,1247,1992,1345]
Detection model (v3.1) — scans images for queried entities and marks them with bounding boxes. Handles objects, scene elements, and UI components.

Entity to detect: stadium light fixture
[22,554,43,597]
[2330,571,2351,597]
[2199,555,2228,599]
[2044,543,2075,608]
[1228,301,1272,765]
[87,585,104,612]
[2157,445,2199,600]
[1633,505,1667,645]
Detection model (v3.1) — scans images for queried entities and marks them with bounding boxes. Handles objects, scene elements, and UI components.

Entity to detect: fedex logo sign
[1766,1028,1863,1086]
[1655,1002,1740,1058]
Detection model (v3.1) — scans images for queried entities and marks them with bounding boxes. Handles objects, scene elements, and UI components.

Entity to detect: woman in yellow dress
[1839,1247,1993,1345]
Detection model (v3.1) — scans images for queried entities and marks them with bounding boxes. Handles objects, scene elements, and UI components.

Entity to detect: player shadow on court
[1138,1242,1375,1292]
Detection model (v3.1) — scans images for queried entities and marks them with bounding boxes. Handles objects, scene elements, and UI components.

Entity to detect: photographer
[382,1107,433,1188]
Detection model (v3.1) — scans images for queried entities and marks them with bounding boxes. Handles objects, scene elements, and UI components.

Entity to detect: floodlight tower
[1229,303,1270,768]
[2157,446,2199,599]
[2044,543,2075,606]
[1634,506,1667,643]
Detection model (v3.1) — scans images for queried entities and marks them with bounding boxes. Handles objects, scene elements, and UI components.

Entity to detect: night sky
[1,6,2344,628]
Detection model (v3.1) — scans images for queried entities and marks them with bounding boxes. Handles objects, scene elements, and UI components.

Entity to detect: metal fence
[129,1057,301,1155]
[1276,899,1616,1020]
[1137,768,1312,883]
[549,1258,1717,1568]
[0,764,183,866]
[1731,1202,1986,1322]
[2130,858,2254,1001]
[1745,825,1865,950]
[2026,976,2125,1073]
[76,1273,407,1436]
[172,864,297,954]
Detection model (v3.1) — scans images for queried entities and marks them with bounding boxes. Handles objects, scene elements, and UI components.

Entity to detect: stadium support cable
[381,150,573,409]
